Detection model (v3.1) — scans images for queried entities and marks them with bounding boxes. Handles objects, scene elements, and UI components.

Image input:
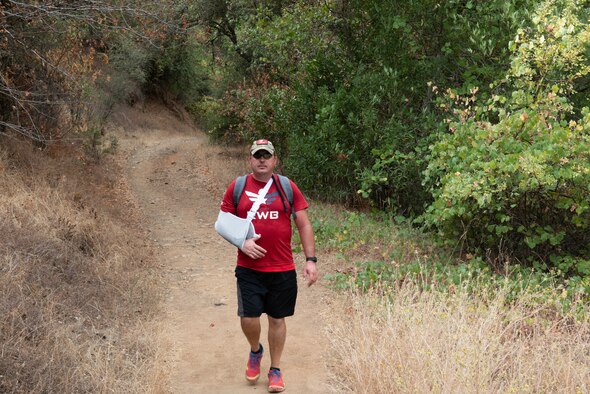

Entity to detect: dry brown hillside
[0,112,165,392]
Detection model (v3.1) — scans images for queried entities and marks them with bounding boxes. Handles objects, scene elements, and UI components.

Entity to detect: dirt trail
[110,104,331,393]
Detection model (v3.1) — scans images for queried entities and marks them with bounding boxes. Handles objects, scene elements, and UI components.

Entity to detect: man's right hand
[241,236,267,259]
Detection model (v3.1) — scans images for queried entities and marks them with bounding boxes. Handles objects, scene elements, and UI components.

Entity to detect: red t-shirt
[220,174,308,272]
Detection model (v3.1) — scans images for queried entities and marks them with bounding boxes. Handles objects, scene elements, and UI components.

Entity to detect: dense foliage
[423,0,590,273]
[3,0,590,272]
[189,0,542,210]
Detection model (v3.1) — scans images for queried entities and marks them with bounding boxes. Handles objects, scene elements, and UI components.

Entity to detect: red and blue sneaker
[245,344,264,383]
[267,368,285,393]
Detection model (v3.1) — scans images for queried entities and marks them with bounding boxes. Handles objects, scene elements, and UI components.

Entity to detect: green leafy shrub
[219,74,292,145]
[238,2,340,82]
[310,199,590,318]
[145,32,210,105]
[284,68,419,205]
[356,114,439,215]
[189,96,234,142]
[422,0,590,274]
[215,2,345,148]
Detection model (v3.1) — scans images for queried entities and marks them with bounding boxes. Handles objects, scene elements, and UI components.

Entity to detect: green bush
[356,114,439,215]
[284,68,422,205]
[214,2,344,148]
[188,97,233,142]
[310,201,590,318]
[92,34,150,115]
[422,0,590,274]
[222,75,292,145]
[424,108,590,264]
[238,2,340,82]
[145,32,210,104]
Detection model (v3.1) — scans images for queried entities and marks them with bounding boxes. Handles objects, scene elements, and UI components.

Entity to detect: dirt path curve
[110,104,331,393]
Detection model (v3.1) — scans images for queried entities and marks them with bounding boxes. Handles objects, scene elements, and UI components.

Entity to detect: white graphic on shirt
[256,211,279,219]
[246,190,266,204]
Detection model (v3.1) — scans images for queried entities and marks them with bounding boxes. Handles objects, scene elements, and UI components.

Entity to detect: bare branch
[0,0,182,144]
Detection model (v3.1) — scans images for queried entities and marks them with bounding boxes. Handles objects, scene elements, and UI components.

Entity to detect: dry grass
[326,282,590,393]
[0,141,167,393]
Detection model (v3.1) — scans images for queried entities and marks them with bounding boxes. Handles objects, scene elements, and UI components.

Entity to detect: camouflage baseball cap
[250,139,275,155]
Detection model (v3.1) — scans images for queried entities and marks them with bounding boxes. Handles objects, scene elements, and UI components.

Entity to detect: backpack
[233,174,297,219]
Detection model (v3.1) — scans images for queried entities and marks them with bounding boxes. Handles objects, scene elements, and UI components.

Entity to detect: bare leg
[267,316,286,368]
[241,317,262,352]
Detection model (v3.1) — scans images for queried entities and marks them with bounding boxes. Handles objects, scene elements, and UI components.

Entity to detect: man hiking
[216,139,318,392]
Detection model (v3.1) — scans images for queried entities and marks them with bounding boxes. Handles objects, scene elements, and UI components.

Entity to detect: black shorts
[235,266,298,319]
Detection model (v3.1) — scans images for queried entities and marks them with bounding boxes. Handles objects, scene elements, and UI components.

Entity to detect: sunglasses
[253,151,273,160]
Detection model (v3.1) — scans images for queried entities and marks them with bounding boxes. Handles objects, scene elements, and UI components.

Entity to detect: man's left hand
[303,261,318,286]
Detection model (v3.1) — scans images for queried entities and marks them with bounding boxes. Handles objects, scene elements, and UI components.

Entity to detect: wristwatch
[306,256,318,263]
